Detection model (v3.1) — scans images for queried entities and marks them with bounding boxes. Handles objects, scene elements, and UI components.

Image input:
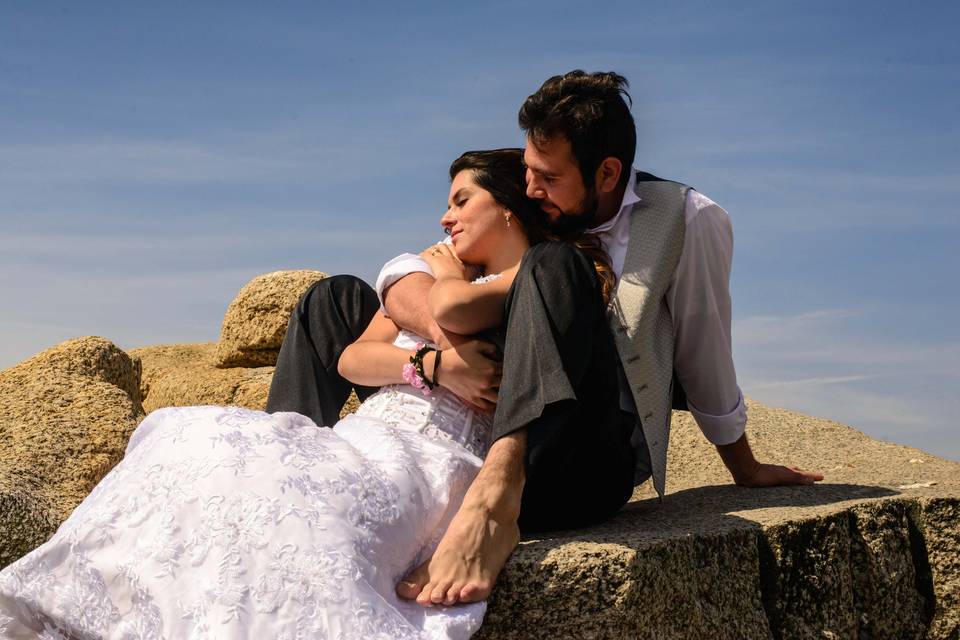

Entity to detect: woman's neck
[483,236,530,275]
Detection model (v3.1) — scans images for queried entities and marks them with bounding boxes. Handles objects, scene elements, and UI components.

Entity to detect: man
[268,70,822,609]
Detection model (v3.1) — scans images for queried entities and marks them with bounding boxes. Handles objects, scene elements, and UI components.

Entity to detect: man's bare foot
[396,431,526,606]
[396,498,521,606]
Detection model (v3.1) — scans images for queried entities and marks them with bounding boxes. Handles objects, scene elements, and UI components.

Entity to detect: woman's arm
[338,312,438,387]
[421,242,518,335]
[428,265,518,335]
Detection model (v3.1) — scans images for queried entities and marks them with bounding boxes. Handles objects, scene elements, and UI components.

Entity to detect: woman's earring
[504,213,512,228]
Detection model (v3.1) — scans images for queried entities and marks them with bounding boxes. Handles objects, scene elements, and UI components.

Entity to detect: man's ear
[595,157,623,194]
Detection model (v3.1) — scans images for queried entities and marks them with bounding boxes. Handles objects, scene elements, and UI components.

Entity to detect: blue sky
[2,2,958,459]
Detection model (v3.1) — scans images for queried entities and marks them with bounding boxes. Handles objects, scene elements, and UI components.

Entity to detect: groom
[267,70,822,607]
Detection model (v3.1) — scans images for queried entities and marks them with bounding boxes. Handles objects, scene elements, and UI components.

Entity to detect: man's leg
[266,275,380,427]
[495,242,635,533]
[398,242,635,605]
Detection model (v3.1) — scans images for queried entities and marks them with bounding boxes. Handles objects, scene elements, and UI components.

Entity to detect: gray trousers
[267,242,639,533]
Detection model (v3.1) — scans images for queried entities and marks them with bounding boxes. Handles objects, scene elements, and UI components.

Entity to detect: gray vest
[607,173,689,497]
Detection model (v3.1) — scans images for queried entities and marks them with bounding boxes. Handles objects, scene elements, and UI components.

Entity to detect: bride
[0,149,606,639]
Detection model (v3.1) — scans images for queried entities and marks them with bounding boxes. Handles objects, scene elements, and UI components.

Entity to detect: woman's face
[440,170,508,265]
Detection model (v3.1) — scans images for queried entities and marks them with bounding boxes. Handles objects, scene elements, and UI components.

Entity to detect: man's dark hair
[449,148,548,243]
[518,70,636,189]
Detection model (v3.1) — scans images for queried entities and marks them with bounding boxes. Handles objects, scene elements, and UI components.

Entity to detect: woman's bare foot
[396,432,526,606]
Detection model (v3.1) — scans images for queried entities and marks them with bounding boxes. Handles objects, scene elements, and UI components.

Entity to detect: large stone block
[214,270,327,368]
[0,337,144,568]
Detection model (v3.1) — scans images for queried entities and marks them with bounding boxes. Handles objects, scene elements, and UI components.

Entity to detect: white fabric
[0,339,493,638]
[375,173,746,446]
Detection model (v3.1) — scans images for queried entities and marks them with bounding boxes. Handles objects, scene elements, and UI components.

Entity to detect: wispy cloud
[735,308,960,459]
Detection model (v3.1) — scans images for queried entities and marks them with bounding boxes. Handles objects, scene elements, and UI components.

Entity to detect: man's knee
[521,241,592,276]
[297,274,377,318]
[514,241,599,310]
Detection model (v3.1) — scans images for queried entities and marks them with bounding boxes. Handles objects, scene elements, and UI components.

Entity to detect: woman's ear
[595,157,623,194]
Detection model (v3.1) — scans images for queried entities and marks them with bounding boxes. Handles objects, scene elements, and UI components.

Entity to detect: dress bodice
[354,385,492,459]
[352,272,502,459]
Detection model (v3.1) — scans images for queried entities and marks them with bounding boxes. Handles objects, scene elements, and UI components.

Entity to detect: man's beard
[539,188,600,235]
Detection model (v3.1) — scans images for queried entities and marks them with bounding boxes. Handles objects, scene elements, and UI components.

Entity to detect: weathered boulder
[0,337,144,568]
[131,342,361,417]
[2,332,957,636]
[476,401,960,640]
[214,270,327,368]
[132,343,274,412]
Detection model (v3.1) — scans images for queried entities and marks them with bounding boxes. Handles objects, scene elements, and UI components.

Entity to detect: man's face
[523,136,599,233]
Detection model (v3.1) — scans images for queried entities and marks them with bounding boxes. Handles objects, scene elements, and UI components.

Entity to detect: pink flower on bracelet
[402,363,431,396]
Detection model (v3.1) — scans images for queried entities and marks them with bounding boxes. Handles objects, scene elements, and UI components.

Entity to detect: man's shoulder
[630,171,730,227]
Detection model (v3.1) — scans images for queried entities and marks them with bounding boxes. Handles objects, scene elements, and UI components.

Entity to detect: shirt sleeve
[374,237,451,314]
[667,190,747,445]
[374,254,434,314]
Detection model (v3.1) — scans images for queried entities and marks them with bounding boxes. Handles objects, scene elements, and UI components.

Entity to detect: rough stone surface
[131,342,361,417]
[2,333,957,637]
[0,337,144,568]
[475,401,960,639]
[214,270,327,368]
[131,343,274,412]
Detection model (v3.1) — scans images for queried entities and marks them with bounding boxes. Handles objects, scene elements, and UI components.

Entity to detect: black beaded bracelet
[432,349,442,388]
[410,344,437,391]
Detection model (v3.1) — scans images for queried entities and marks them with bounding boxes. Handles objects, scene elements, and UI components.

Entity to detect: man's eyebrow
[524,161,554,178]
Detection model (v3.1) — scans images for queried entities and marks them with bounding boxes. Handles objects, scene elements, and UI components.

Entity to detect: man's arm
[669,191,822,485]
[383,272,447,346]
[376,251,446,345]
[374,250,502,411]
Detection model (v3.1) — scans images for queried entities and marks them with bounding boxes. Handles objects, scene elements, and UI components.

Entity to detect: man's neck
[593,180,628,228]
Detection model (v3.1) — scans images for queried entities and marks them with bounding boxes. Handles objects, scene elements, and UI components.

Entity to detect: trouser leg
[492,242,637,534]
[266,275,380,427]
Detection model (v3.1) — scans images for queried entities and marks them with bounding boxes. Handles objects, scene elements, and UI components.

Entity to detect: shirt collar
[590,168,639,233]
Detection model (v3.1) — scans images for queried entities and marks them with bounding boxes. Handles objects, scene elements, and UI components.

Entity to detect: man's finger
[784,466,822,485]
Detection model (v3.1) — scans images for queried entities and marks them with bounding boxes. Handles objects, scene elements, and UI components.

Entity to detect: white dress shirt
[376,170,747,446]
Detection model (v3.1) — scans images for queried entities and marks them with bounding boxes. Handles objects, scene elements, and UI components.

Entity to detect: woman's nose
[440,209,455,232]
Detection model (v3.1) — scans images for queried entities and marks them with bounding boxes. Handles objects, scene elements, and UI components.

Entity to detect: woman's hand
[420,243,475,282]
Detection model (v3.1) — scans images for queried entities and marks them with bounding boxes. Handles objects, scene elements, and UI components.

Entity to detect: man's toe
[416,582,436,607]
[445,582,464,606]
[459,580,491,603]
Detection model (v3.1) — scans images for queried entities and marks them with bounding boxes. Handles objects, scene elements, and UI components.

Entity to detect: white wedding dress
[0,328,494,639]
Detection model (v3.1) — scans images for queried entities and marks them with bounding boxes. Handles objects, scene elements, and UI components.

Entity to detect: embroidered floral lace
[0,319,496,638]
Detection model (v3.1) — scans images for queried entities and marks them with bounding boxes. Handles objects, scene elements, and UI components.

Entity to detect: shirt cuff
[374,253,434,314]
[688,389,747,445]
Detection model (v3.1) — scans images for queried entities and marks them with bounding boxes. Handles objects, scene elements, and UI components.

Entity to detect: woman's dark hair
[518,70,635,190]
[449,148,616,305]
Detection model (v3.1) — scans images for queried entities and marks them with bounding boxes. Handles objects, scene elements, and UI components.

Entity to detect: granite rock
[2,332,957,636]
[0,337,144,568]
[214,270,328,368]
[131,342,361,417]
[476,401,960,639]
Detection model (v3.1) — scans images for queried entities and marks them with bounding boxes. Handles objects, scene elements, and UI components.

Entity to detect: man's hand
[716,433,824,488]
[436,333,501,413]
[730,461,824,488]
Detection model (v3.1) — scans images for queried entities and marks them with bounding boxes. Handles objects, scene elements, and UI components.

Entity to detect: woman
[0,149,612,640]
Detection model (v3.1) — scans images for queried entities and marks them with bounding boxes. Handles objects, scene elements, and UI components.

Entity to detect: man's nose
[525,170,544,199]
